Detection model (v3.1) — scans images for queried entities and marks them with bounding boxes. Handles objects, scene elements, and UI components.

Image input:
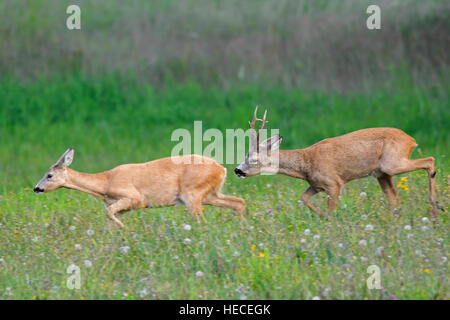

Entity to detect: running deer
[234,107,443,220]
[34,148,245,227]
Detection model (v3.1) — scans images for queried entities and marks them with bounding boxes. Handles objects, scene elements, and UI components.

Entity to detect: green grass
[0,74,448,299]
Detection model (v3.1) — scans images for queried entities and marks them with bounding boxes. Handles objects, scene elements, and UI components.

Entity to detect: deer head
[234,107,283,178]
[33,147,74,193]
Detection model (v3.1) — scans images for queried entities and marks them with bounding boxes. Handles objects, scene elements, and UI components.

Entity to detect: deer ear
[260,134,283,152]
[55,147,74,167]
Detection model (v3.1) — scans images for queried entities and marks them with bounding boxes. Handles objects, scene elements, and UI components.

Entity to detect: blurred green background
[0,0,448,188]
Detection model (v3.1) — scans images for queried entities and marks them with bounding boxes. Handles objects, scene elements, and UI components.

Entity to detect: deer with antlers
[234,107,443,220]
[34,148,245,227]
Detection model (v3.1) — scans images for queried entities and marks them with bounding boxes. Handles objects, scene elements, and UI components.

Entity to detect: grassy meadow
[0,75,448,299]
[0,0,449,300]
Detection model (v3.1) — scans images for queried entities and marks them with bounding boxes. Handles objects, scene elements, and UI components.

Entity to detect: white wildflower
[119,246,130,254]
[84,260,93,268]
[359,239,367,246]
[139,288,148,298]
[359,191,367,197]
[183,238,192,245]
[74,244,82,250]
[404,225,411,231]
[422,217,429,223]
[313,234,320,240]
[86,229,94,236]
[312,296,320,300]
[322,287,331,297]
[365,224,374,231]
[195,271,204,278]
[183,224,192,231]
[304,229,311,236]
[69,225,76,231]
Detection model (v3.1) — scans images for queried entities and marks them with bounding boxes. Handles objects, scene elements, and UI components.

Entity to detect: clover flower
[195,271,204,278]
[119,246,130,254]
[84,260,93,268]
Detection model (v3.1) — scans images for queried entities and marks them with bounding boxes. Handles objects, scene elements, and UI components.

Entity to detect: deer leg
[381,157,439,220]
[377,174,399,208]
[106,198,136,228]
[301,187,324,217]
[204,193,246,219]
[325,183,343,214]
[180,191,207,223]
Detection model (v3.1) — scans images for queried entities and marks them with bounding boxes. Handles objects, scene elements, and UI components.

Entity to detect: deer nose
[234,168,246,177]
[33,187,44,193]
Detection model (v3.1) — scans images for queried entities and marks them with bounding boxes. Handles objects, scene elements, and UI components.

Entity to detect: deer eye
[47,174,53,179]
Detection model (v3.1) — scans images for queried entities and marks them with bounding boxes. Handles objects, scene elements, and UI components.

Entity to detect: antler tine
[247,106,269,153]
[257,109,268,134]
[256,109,268,148]
[248,106,259,129]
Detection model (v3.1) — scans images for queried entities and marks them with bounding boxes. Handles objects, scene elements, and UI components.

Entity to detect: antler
[248,106,268,152]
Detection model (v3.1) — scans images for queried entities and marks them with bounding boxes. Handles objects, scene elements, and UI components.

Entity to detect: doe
[34,148,245,227]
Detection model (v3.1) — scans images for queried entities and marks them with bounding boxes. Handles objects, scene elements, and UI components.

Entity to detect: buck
[34,148,245,227]
[234,107,442,220]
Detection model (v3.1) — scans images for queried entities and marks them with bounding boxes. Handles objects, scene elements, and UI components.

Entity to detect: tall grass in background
[0,0,449,90]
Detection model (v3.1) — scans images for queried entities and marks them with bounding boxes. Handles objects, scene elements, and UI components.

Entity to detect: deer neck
[277,149,308,180]
[64,168,109,199]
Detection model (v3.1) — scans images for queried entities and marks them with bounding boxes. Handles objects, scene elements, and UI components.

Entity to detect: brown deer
[234,107,442,220]
[34,148,245,227]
